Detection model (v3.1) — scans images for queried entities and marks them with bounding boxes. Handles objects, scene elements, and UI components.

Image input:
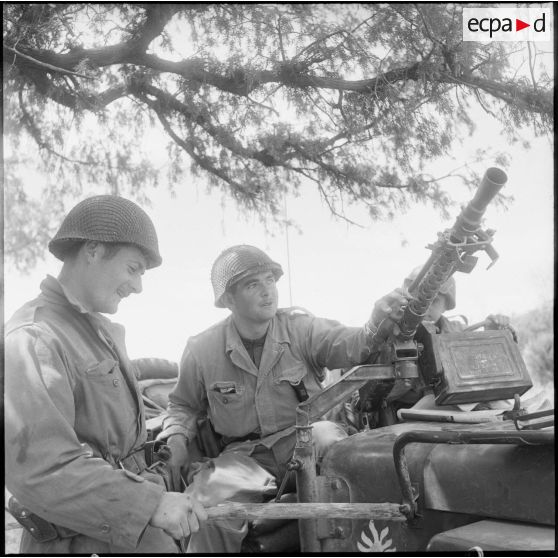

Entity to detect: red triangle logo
[516,19,530,31]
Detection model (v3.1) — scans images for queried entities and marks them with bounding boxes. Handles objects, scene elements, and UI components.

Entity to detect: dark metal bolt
[288,459,302,471]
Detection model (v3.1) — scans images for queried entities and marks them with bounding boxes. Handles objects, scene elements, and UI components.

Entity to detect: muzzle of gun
[451,167,508,242]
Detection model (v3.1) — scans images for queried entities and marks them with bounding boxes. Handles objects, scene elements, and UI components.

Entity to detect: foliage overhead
[3,3,554,269]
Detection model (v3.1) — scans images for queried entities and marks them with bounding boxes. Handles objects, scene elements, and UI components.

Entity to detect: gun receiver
[399,167,507,341]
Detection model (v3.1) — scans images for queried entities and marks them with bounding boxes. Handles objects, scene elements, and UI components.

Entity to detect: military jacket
[162,309,375,451]
[5,276,176,554]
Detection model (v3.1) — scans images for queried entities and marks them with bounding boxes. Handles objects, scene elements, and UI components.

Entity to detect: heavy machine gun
[382,166,532,408]
[291,167,515,437]
[377,167,509,388]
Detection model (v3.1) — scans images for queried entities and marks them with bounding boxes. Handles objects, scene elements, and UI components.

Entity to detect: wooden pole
[206,502,406,522]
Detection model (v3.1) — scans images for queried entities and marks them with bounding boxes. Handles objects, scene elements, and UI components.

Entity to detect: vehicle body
[289,329,554,553]
[317,420,554,552]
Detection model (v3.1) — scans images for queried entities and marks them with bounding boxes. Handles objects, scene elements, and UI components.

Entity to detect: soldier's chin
[260,304,276,318]
[99,300,120,314]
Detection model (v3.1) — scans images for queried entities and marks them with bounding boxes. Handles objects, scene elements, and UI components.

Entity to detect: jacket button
[100,523,111,533]
[222,397,228,404]
[113,378,120,387]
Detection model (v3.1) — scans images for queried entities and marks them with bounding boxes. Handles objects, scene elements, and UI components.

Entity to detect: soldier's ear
[222,291,236,311]
[84,241,101,262]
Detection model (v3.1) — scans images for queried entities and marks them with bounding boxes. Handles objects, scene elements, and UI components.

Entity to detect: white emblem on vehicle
[357,520,396,552]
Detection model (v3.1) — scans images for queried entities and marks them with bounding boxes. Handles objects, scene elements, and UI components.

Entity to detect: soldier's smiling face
[83,244,147,314]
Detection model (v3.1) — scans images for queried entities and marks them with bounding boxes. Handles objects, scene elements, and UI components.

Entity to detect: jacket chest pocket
[272,363,315,403]
[273,363,307,386]
[207,382,246,414]
[81,359,126,392]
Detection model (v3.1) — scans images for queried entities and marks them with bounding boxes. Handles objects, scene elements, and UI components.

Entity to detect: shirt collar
[40,275,116,329]
[40,275,90,313]
[224,312,290,353]
[268,311,290,344]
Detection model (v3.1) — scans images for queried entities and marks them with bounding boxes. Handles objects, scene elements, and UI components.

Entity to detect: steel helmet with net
[403,266,456,310]
[211,245,283,308]
[48,195,162,269]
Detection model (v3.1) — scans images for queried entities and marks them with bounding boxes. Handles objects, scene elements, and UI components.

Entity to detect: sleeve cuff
[157,424,190,443]
[108,479,166,549]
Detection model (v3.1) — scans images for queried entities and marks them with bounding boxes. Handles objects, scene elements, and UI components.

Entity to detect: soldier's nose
[130,275,143,294]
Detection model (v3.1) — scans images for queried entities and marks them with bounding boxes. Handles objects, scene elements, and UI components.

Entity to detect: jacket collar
[40,274,123,336]
[224,313,289,376]
[224,312,290,352]
[41,274,90,314]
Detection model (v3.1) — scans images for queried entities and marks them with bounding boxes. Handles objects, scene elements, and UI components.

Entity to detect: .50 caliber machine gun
[385,167,508,385]
[293,167,518,433]
[385,166,532,407]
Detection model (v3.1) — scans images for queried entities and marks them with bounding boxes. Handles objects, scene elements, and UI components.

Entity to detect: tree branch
[143,95,258,203]
[134,82,269,161]
[3,4,183,75]
[6,28,552,118]
[291,166,364,227]
[131,5,183,50]
[3,44,94,79]
[25,68,128,110]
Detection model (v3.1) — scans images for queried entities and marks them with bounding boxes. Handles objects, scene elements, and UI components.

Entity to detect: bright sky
[4,112,553,363]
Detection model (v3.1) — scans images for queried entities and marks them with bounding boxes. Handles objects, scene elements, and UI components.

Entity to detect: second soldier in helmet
[158,244,410,553]
[403,265,514,334]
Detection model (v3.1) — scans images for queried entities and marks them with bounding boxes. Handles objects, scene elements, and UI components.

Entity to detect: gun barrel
[399,168,506,340]
[452,167,507,240]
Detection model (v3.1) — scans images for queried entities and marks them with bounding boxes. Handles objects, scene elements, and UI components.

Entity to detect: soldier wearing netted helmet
[159,244,410,553]
[5,195,206,554]
[211,244,284,308]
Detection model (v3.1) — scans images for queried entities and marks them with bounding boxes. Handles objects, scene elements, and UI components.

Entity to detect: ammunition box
[416,325,532,405]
